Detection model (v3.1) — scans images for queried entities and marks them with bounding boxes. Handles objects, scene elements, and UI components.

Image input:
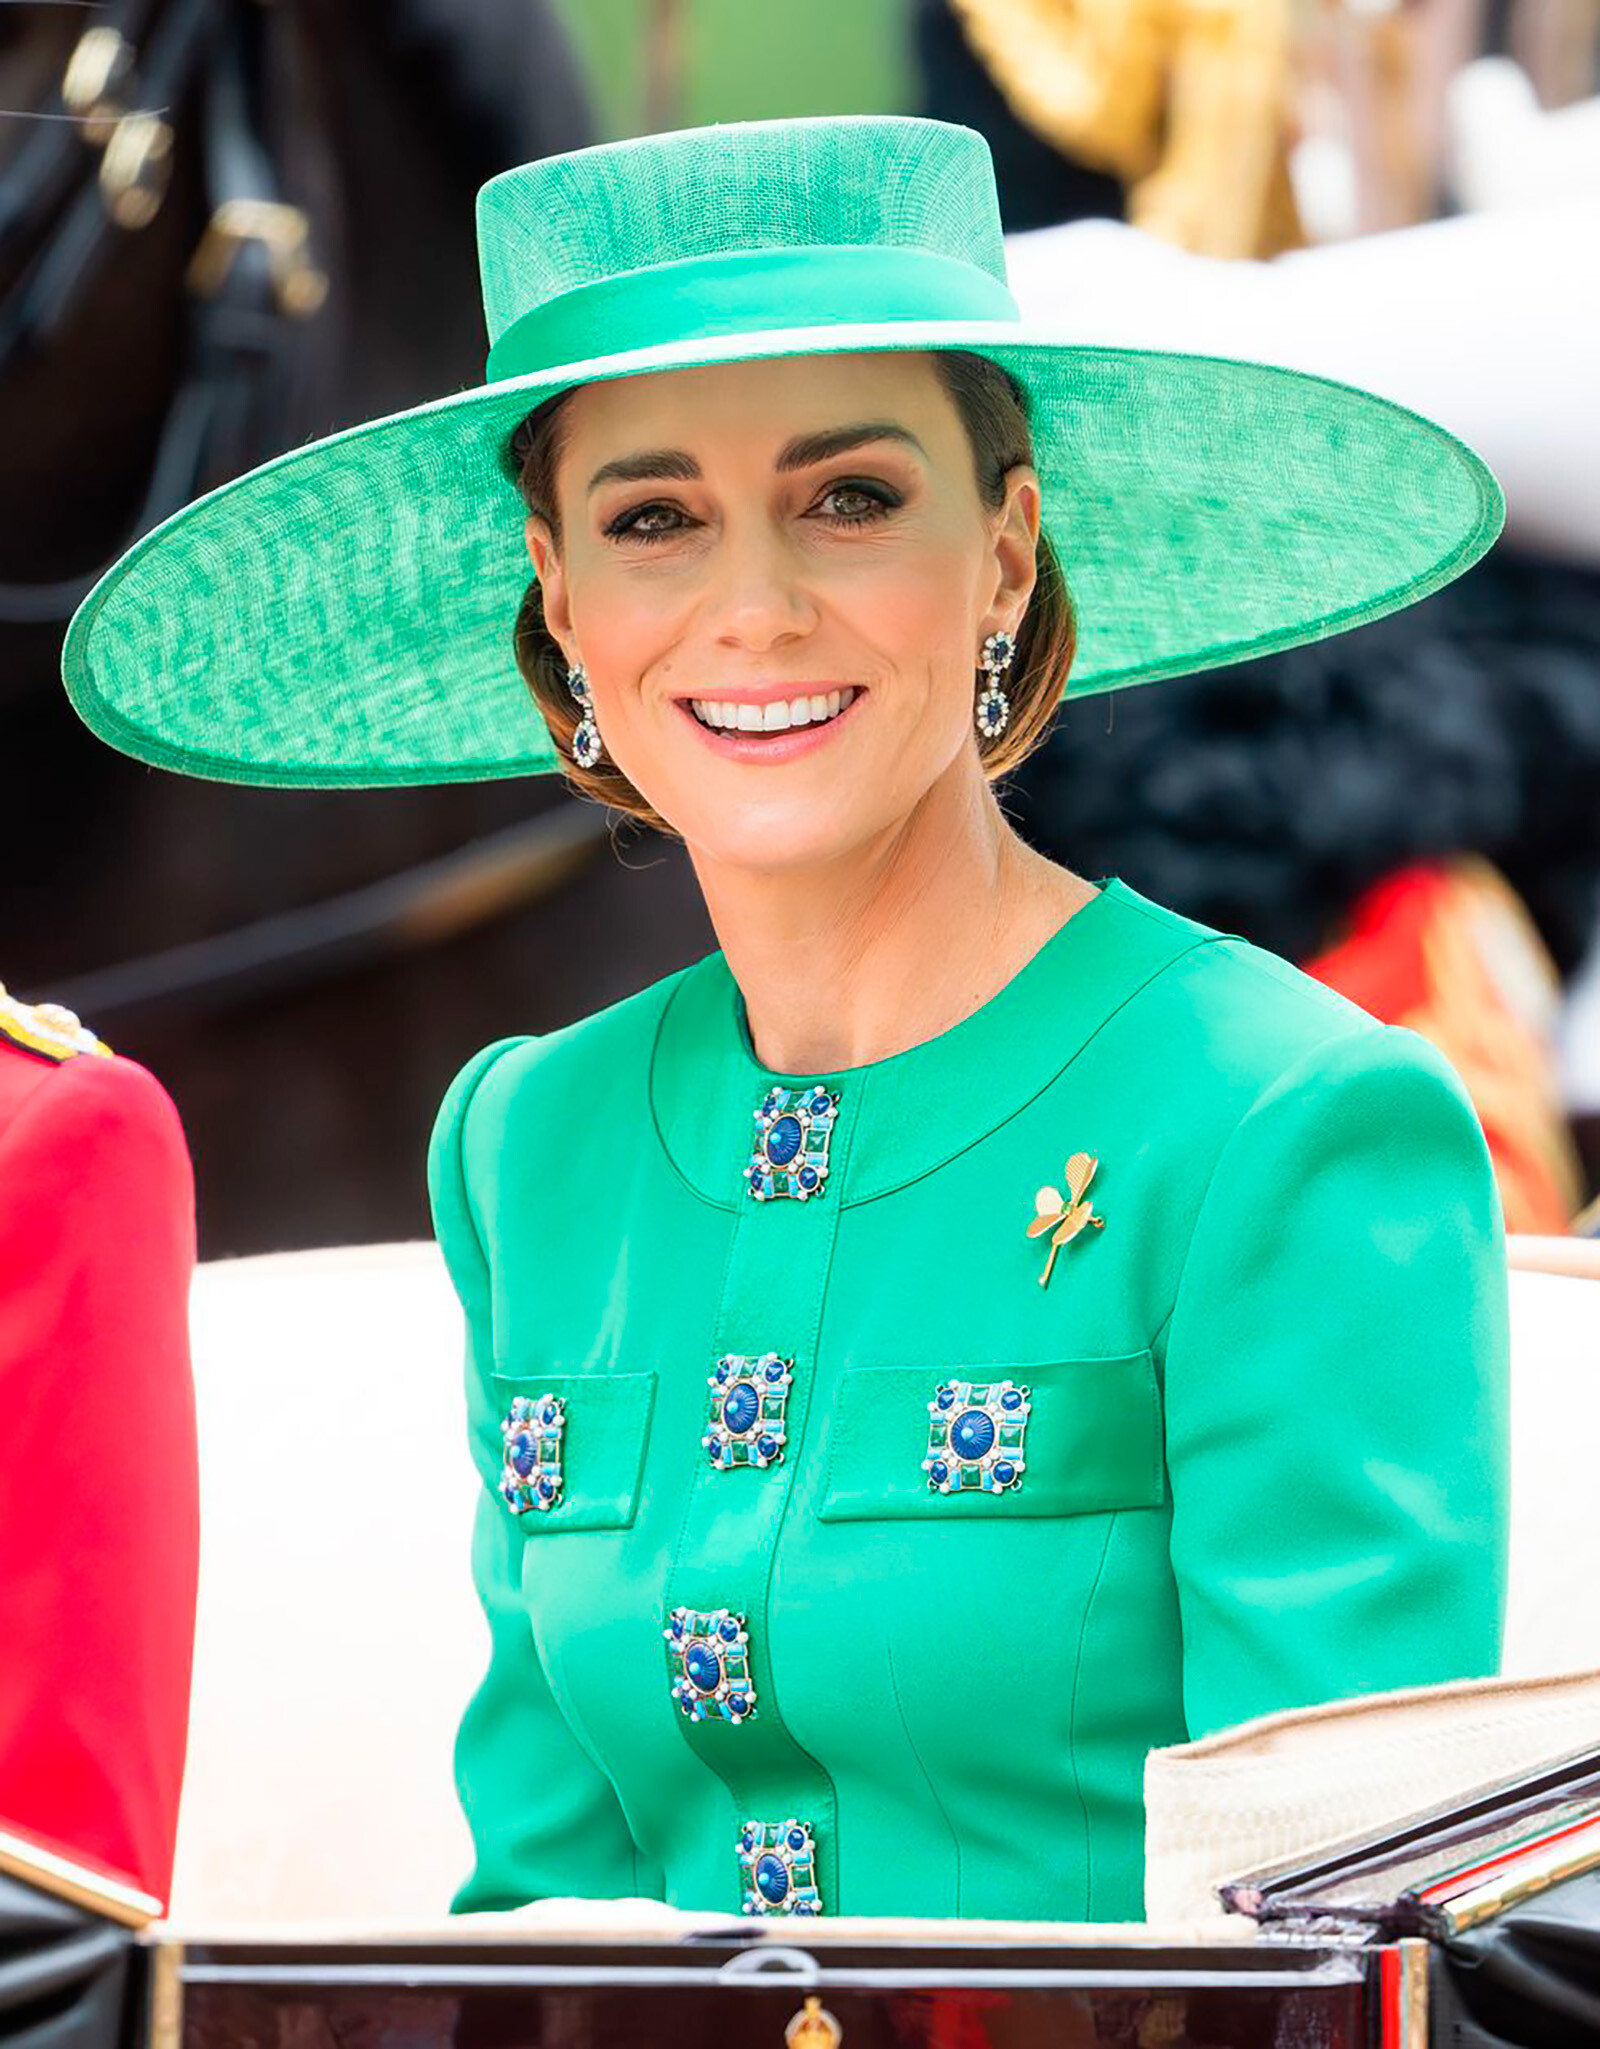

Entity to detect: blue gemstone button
[705,1354,793,1470]
[951,1408,996,1460]
[738,1819,822,1917]
[498,1393,565,1515]
[666,1607,757,1724]
[764,1114,803,1165]
[923,1380,1032,1495]
[745,1085,839,1202]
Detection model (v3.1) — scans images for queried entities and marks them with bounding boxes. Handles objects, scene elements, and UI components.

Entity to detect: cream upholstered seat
[168,1243,480,1923]
[166,1238,1600,1925]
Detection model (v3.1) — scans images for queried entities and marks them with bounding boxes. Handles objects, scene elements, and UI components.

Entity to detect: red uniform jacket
[0,999,199,1906]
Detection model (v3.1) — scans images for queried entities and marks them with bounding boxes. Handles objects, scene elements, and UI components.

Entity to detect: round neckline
[730,876,1121,1089]
[649,873,1212,1207]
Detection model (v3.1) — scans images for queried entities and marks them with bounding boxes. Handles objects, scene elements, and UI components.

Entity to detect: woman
[60,116,1510,1923]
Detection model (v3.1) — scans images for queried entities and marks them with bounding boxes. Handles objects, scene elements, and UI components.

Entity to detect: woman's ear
[989,463,1042,629]
[525,514,574,654]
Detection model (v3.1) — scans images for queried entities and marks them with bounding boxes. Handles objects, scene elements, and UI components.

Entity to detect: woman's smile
[674,683,866,761]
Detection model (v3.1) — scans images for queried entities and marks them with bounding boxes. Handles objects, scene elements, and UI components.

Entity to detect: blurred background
[3,0,1598,1255]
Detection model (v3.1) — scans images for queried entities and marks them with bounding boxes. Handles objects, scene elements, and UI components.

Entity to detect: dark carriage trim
[152,1932,1391,2049]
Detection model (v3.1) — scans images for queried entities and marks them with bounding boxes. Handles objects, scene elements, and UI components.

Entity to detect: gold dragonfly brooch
[1028,1151,1105,1287]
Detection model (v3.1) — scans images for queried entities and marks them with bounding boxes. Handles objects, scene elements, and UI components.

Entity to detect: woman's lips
[675,688,866,762]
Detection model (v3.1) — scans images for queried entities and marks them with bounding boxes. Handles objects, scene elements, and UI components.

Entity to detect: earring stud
[567,662,604,769]
[976,629,1016,741]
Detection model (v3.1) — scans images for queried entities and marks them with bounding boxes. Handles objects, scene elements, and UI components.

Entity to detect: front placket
[659,1072,861,1918]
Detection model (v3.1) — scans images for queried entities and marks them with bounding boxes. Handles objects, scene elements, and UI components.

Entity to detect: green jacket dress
[428,875,1510,1923]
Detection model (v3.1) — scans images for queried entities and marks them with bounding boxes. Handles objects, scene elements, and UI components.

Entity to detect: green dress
[428,875,1509,1923]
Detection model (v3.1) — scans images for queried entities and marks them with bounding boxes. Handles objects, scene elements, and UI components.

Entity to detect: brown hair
[507,351,1075,831]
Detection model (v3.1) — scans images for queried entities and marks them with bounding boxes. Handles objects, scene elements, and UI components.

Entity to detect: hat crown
[474,116,1008,347]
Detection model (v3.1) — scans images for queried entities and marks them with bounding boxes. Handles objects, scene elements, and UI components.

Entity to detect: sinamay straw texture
[59,117,1504,789]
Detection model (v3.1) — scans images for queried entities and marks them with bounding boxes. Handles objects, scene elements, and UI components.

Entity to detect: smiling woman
[507,351,1076,834]
[60,114,1512,1926]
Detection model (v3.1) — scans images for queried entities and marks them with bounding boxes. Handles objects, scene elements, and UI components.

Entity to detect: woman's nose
[705,521,817,652]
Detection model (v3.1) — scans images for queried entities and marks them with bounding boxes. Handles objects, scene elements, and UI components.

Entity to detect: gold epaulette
[0,981,112,1062]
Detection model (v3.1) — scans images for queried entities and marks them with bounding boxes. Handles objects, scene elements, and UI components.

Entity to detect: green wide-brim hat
[61,115,1503,789]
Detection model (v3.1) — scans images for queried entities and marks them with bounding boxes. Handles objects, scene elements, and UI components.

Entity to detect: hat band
[484,244,1021,385]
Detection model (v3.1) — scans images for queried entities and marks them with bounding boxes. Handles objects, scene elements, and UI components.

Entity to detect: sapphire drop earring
[568,662,604,769]
[976,629,1016,741]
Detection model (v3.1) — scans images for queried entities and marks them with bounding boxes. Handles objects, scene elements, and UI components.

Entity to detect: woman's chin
[683,815,870,875]
[668,784,915,875]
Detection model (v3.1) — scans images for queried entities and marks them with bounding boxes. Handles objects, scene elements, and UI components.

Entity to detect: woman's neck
[688,759,1097,1076]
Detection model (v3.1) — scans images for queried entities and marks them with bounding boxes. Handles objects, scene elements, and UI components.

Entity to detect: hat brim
[60,320,1503,788]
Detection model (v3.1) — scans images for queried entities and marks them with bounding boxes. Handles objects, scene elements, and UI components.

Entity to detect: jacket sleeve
[428,1040,648,1912]
[1161,1022,1510,1742]
[0,1054,198,1906]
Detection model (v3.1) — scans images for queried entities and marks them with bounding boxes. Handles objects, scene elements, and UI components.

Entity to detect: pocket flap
[817,1353,1163,1522]
[488,1369,657,1532]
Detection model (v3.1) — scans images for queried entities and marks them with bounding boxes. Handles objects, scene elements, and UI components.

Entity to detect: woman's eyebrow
[587,447,700,492]
[586,422,926,494]
[774,422,927,473]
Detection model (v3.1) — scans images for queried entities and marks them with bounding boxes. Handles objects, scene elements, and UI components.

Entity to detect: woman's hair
[506,351,1075,831]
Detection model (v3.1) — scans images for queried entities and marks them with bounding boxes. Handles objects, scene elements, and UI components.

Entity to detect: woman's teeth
[689,687,856,733]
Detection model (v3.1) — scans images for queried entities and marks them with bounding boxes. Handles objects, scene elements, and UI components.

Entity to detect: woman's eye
[605,501,688,544]
[815,482,895,525]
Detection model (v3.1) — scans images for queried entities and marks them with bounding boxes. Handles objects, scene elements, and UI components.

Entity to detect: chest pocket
[488,1369,657,1533]
[816,1352,1163,1522]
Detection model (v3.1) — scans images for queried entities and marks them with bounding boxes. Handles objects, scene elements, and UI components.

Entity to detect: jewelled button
[745,1085,839,1202]
[704,1352,794,1469]
[737,1818,821,1916]
[498,1393,565,1514]
[923,1379,1031,1494]
[664,1606,757,1723]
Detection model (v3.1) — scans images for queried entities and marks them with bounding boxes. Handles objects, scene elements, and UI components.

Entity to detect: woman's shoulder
[1097,880,1480,1157]
[1112,878,1456,1082]
[427,953,714,1180]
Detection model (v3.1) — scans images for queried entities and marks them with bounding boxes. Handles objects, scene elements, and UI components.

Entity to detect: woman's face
[526,350,1040,870]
